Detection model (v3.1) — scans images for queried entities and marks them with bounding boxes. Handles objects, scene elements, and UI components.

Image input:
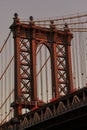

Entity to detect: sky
[0,0,87,47]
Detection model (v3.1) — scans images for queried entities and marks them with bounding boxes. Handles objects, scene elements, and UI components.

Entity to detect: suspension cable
[21,12,87,23]
[0,56,14,80]
[0,31,11,53]
[1,109,13,125]
[0,89,14,109]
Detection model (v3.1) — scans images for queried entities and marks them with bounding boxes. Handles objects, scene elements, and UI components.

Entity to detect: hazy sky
[0,0,87,46]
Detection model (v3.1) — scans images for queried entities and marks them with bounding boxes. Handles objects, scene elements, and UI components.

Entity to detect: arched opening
[36,44,52,103]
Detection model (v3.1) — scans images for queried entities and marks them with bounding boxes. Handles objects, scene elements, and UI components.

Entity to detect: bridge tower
[10,13,73,117]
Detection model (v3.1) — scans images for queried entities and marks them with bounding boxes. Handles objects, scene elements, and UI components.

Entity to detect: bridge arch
[36,43,52,103]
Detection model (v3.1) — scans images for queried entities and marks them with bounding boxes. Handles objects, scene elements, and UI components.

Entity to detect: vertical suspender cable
[70,19,76,89]
[8,35,12,120]
[85,27,87,86]
[75,16,81,89]
[5,44,7,122]
[0,51,3,124]
[45,46,48,102]
[1,50,4,123]
[81,23,87,86]
[78,17,84,88]
[40,45,43,101]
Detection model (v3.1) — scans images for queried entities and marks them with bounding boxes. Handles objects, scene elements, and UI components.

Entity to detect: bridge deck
[1,86,87,129]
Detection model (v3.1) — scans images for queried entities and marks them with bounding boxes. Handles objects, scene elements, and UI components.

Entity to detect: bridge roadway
[1,87,87,130]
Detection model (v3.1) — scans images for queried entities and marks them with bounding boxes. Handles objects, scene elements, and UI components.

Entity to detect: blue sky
[0,0,87,46]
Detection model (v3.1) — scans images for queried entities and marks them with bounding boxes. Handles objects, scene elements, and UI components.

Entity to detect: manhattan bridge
[0,12,87,129]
